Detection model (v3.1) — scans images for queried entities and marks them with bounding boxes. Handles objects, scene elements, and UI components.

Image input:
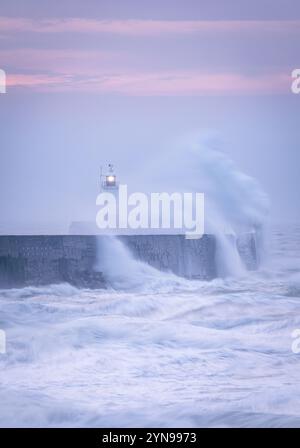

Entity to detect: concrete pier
[0,234,257,288]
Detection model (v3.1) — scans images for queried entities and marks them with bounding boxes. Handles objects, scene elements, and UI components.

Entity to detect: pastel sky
[0,0,299,232]
[0,2,299,95]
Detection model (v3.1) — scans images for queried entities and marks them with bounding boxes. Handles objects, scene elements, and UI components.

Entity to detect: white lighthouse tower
[98,163,121,234]
[69,163,120,235]
[100,163,119,193]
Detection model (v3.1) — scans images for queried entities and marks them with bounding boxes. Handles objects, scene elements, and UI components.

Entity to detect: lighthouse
[100,164,119,192]
[68,163,120,235]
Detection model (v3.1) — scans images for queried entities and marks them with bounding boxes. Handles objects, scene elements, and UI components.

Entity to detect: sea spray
[95,236,153,289]
[94,235,195,292]
[95,133,269,281]
[147,133,269,277]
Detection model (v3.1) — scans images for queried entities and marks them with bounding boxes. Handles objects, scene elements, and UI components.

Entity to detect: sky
[0,0,299,233]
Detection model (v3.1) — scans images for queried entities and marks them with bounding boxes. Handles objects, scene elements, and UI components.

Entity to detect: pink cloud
[0,48,116,74]
[0,17,299,36]
[7,73,69,88]
[88,72,290,95]
[6,70,291,95]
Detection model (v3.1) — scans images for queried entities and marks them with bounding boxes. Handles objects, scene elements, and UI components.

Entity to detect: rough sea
[0,224,300,428]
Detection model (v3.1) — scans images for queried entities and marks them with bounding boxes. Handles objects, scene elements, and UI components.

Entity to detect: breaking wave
[149,134,269,277]
[0,226,300,427]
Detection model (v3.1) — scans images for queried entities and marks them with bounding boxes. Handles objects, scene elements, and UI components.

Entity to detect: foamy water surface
[0,225,300,427]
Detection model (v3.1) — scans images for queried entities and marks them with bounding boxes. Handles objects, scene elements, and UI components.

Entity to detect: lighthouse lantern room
[100,164,119,191]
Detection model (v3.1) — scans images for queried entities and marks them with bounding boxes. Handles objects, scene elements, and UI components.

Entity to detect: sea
[0,224,300,427]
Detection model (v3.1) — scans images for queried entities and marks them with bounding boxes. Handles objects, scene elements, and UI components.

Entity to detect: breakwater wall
[0,234,257,288]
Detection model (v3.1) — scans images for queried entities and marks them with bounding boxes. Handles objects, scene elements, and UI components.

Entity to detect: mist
[0,93,299,234]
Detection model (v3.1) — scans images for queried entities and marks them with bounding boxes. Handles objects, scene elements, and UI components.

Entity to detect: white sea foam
[145,134,269,277]
[0,227,300,427]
